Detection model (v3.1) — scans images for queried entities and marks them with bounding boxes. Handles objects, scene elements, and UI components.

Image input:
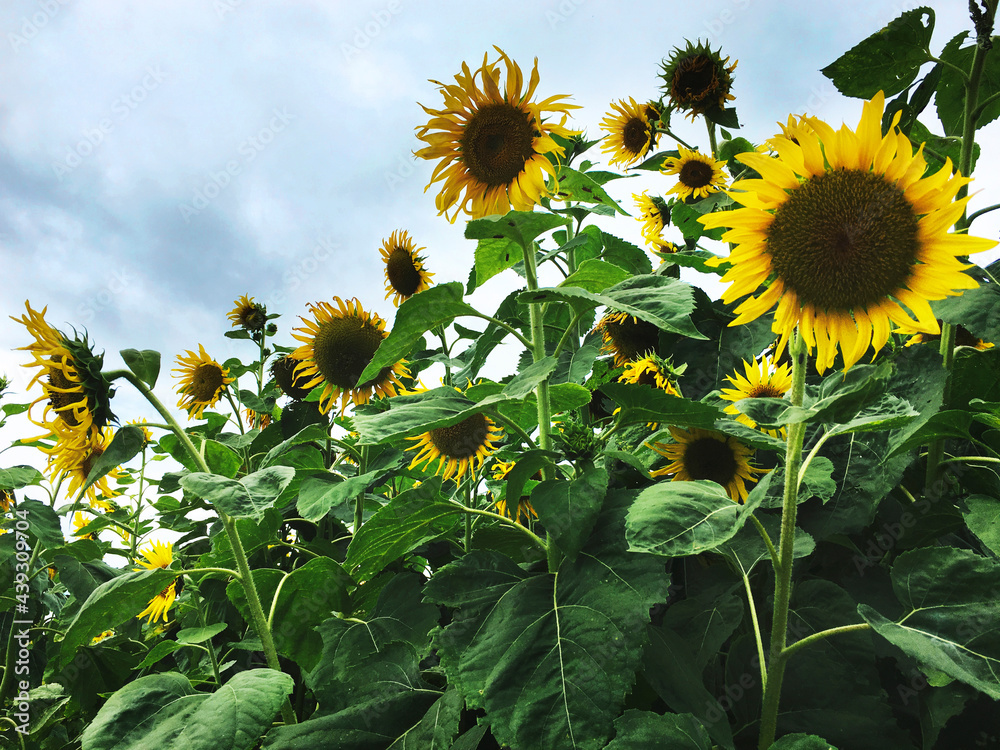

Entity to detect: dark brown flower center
[386,247,423,297]
[679,159,715,189]
[461,103,537,187]
[189,363,226,403]
[635,367,661,387]
[684,436,737,486]
[428,413,490,459]
[747,383,784,398]
[622,117,651,155]
[602,316,659,362]
[766,169,919,311]
[672,54,719,104]
[82,446,102,478]
[47,362,83,427]
[271,355,312,400]
[312,316,386,390]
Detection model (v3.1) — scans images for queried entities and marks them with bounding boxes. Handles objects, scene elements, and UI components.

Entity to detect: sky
[1,0,996,478]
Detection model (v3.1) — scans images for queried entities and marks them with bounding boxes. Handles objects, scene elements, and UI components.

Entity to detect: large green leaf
[821,7,935,97]
[180,466,295,520]
[423,490,670,750]
[19,498,64,549]
[600,382,722,429]
[860,547,1000,700]
[0,465,44,491]
[79,424,147,502]
[466,211,567,286]
[297,470,381,523]
[560,259,631,294]
[81,669,293,750]
[963,494,1000,557]
[936,31,1000,135]
[353,387,481,444]
[604,710,712,750]
[530,464,608,561]
[770,734,839,749]
[553,167,628,214]
[659,590,743,671]
[933,278,1000,345]
[120,348,161,389]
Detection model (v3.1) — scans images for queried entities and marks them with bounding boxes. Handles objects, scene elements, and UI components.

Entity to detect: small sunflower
[649,426,764,503]
[244,408,272,429]
[72,511,97,540]
[490,460,538,525]
[227,294,268,333]
[135,540,179,625]
[270,355,314,400]
[415,46,580,221]
[662,146,729,201]
[720,357,793,437]
[634,191,672,247]
[895,319,994,351]
[291,297,409,415]
[701,92,997,373]
[380,230,435,306]
[618,354,680,395]
[600,98,661,168]
[127,419,154,447]
[91,630,115,644]
[660,40,737,118]
[173,345,235,420]
[12,302,116,448]
[0,489,13,513]
[594,311,661,367]
[44,427,121,507]
[406,412,503,482]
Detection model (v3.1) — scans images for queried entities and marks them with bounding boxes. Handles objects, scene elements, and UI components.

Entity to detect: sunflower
[91,630,115,644]
[406,412,503,482]
[44,426,121,507]
[12,301,116,448]
[662,146,729,201]
[173,345,235,420]
[649,426,764,503]
[0,489,13,513]
[270,354,314,400]
[594,311,661,367]
[894,319,993,351]
[490,460,538,525]
[227,294,268,333]
[380,230,435,306]
[720,357,793,437]
[634,191,672,246]
[415,46,580,221]
[291,297,409,415]
[72,511,97,540]
[660,40,737,118]
[619,354,680,394]
[135,540,180,625]
[700,92,996,373]
[600,98,661,168]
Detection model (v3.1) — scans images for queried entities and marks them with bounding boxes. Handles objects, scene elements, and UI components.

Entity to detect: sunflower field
[5,5,1000,750]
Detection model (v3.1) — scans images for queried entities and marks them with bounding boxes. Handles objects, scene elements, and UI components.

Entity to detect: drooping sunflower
[619,354,680,395]
[291,297,409,415]
[406,412,503,482]
[720,357,793,437]
[660,40,737,118]
[894,319,993,351]
[227,294,268,333]
[173,345,235,420]
[44,426,121,508]
[600,98,661,168]
[649,426,764,503]
[634,191,672,247]
[135,540,180,625]
[701,92,997,373]
[380,230,435,306]
[12,302,116,448]
[594,311,661,367]
[662,146,729,201]
[490,459,538,525]
[415,46,580,221]
[0,489,13,513]
[270,354,314,400]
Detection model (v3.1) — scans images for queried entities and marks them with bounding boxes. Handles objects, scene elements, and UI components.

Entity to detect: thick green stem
[354,445,369,534]
[757,332,808,750]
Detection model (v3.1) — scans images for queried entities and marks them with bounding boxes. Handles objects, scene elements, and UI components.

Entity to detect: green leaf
[386,689,464,749]
[466,211,567,286]
[58,569,176,669]
[933,280,1000,348]
[963,494,1000,557]
[770,735,839,750]
[560,258,631,293]
[530,464,608,560]
[81,669,293,750]
[604,710,713,750]
[297,470,380,523]
[120,349,161,389]
[672,201,725,241]
[600,382,722,429]
[0,465,44,490]
[358,283,479,385]
[78,424,147,502]
[133,641,185,669]
[175,623,227,644]
[936,31,1000,135]
[19,498,64,549]
[423,490,670,750]
[751,456,837,510]
[158,434,242,477]
[553,166,628,214]
[859,547,1000,699]
[601,232,652,275]
[660,590,743,670]
[821,7,935,97]
[260,423,329,468]
[888,409,975,457]
[180,466,295,520]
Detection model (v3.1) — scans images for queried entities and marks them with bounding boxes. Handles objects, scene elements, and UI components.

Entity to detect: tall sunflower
[701,92,996,373]
[662,146,729,201]
[291,297,409,415]
[44,426,121,508]
[407,412,503,482]
[660,40,737,118]
[649,426,764,503]
[720,357,792,437]
[227,294,268,334]
[380,230,435,306]
[415,47,580,221]
[12,302,116,448]
[600,98,661,168]
[174,345,235,420]
[594,311,661,367]
[490,459,539,525]
[135,540,180,625]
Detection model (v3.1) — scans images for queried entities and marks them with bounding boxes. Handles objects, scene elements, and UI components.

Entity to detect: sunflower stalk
[354,445,369,534]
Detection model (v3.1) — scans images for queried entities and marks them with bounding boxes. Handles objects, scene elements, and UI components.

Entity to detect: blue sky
[1,0,994,454]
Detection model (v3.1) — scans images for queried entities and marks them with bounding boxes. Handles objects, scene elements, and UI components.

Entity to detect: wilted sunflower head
[270,354,314,400]
[227,294,268,333]
[406,411,503,483]
[619,354,680,394]
[720,357,792,437]
[44,426,121,506]
[594,311,661,367]
[600,97,661,168]
[701,91,997,373]
[415,46,580,221]
[173,345,235,420]
[380,230,435,306]
[649,426,764,503]
[660,39,737,118]
[662,146,729,201]
[634,191,672,247]
[13,302,117,447]
[291,297,409,415]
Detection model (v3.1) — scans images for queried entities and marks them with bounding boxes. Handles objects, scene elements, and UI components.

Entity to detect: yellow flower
[291,297,408,415]
[600,98,661,168]
[137,539,173,570]
[0,489,13,513]
[407,412,503,482]
[660,40,737,118]
[173,345,235,420]
[701,92,997,373]
[72,511,97,540]
[380,230,434,306]
[618,355,680,394]
[12,301,116,449]
[91,630,115,644]
[135,540,179,625]
[594,311,661,367]
[649,426,764,503]
[719,357,793,437]
[662,146,729,201]
[227,294,267,333]
[415,46,580,221]
[490,460,538,525]
[44,427,121,507]
[634,191,672,247]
